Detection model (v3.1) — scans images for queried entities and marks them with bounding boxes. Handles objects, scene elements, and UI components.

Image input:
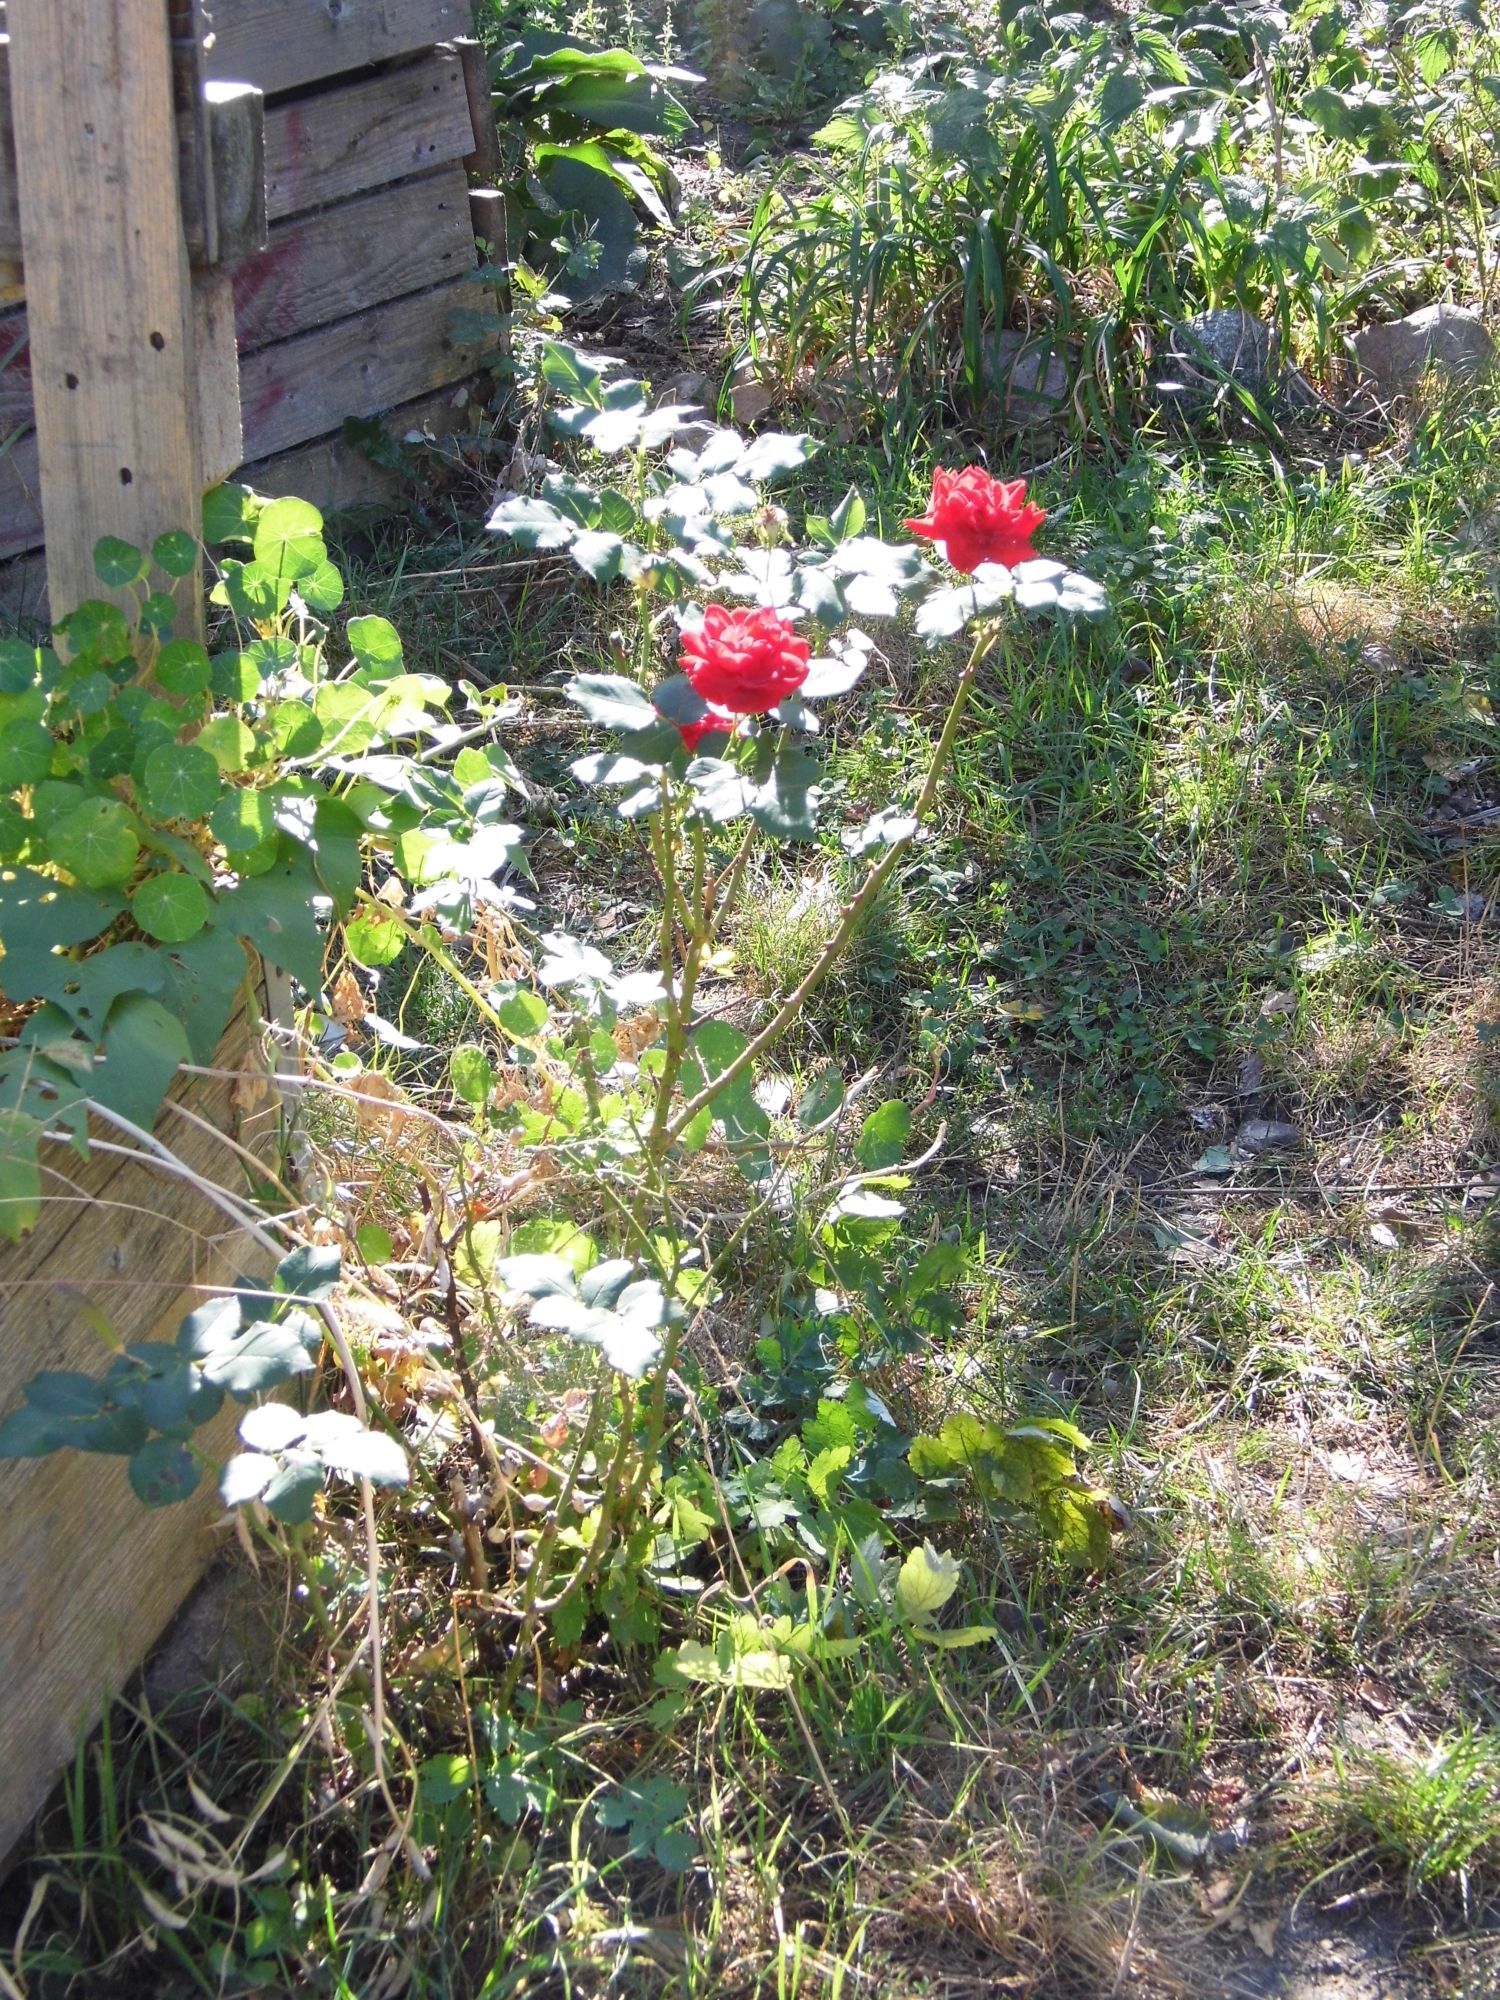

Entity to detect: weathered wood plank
[240,380,477,510]
[239,278,494,462]
[0,38,16,266]
[453,36,503,185]
[0,273,244,557]
[204,0,469,98]
[10,0,204,628]
[0,996,284,1863]
[234,165,472,352]
[263,48,474,223]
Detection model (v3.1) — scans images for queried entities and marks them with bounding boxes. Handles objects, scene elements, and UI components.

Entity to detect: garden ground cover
[6,3,1500,1995]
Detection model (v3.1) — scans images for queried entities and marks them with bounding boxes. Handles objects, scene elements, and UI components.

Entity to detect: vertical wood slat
[9,0,204,631]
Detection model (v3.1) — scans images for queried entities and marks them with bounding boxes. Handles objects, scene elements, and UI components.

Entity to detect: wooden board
[240,379,477,509]
[239,277,494,462]
[0,39,15,266]
[0,985,285,1864]
[9,0,203,628]
[0,274,243,562]
[234,165,472,352]
[204,0,469,98]
[263,48,474,224]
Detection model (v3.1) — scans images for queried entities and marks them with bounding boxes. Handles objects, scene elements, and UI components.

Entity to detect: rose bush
[904,467,1047,574]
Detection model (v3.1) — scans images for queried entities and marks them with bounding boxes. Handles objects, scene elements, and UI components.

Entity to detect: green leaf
[0,1109,43,1239]
[797,1065,845,1132]
[211,788,277,853]
[194,714,258,774]
[856,1100,911,1171]
[484,495,575,549]
[94,536,148,588]
[565,673,657,731]
[49,797,141,889]
[276,1242,341,1304]
[153,639,212,698]
[253,497,326,582]
[93,994,190,1131]
[131,872,210,943]
[220,1450,279,1507]
[345,905,405,968]
[497,989,550,1039]
[683,1020,770,1181]
[129,1437,202,1506]
[0,721,54,789]
[139,742,223,822]
[346,615,404,678]
[219,857,327,989]
[299,557,345,614]
[203,482,259,546]
[450,1044,496,1107]
[0,637,45,694]
[152,924,247,1062]
[152,531,199,579]
[749,744,820,842]
[895,1541,962,1623]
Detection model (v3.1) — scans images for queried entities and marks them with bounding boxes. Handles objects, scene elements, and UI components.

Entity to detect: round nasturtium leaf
[154,639,212,698]
[0,638,43,694]
[299,559,345,614]
[48,796,141,888]
[132,871,210,943]
[344,907,405,968]
[140,742,222,821]
[0,721,54,789]
[210,788,276,853]
[93,535,148,588]
[449,1044,496,1107]
[152,530,199,578]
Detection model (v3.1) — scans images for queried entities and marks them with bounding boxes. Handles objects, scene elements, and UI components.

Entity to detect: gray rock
[982,331,1071,426]
[1352,303,1494,396]
[1158,309,1279,412]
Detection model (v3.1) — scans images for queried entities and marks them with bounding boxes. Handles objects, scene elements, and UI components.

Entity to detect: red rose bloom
[904,468,1046,574]
[680,604,810,714]
[672,704,736,752]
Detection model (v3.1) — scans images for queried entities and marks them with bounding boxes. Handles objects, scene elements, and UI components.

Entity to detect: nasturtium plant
[0,490,525,1240]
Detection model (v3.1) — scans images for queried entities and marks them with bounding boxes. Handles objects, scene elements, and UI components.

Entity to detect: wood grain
[9,0,204,627]
[234,165,472,352]
[204,0,469,98]
[263,49,474,223]
[0,987,285,1865]
[240,379,477,509]
[238,277,494,461]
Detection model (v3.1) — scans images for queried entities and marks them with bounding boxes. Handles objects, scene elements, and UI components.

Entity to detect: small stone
[1353,304,1494,397]
[1234,1117,1301,1155]
[730,378,773,424]
[981,331,1070,426]
[1158,309,1278,412]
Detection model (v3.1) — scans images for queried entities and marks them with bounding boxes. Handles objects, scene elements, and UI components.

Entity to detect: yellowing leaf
[895,1540,961,1623]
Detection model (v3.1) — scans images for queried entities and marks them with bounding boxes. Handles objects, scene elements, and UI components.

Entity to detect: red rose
[680,605,810,714]
[672,704,736,752]
[904,468,1046,574]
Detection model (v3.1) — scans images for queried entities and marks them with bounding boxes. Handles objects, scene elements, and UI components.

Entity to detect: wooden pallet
[0,18,499,589]
[0,971,288,1863]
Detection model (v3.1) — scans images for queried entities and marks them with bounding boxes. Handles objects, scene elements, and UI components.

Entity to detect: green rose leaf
[49,797,141,888]
[565,673,658,731]
[132,872,211,943]
[128,1437,202,1507]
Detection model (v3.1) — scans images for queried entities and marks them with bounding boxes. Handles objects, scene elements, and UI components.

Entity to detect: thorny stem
[664,623,999,1146]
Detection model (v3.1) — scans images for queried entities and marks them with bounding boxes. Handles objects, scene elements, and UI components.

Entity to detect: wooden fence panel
[263,49,474,222]
[238,277,493,461]
[234,165,472,351]
[10,0,204,625]
[205,0,469,97]
[0,984,286,1863]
